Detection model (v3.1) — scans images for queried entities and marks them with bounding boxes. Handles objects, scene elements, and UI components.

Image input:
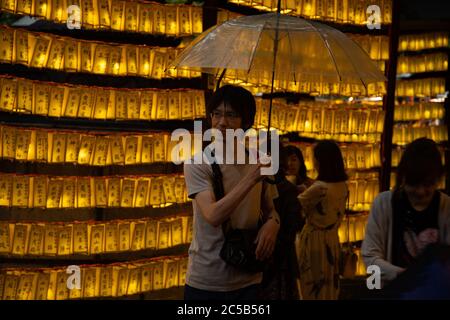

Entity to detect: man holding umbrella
[183,85,280,300]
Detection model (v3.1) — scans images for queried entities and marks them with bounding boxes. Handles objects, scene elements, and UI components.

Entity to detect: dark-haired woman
[284,145,315,194]
[362,138,450,287]
[297,140,348,300]
[259,146,303,300]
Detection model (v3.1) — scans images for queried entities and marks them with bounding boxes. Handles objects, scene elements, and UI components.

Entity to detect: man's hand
[244,163,271,185]
[254,218,280,261]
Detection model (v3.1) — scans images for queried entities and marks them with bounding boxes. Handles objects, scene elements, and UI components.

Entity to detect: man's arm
[193,163,268,227]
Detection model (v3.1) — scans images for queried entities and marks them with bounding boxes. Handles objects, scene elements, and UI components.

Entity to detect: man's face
[210,102,243,136]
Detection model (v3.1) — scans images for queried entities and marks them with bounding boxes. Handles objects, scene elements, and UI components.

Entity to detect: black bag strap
[210,157,231,236]
[210,150,265,235]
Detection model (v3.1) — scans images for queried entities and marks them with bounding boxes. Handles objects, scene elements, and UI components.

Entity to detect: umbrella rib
[245,23,266,75]
[219,25,256,74]
[286,29,297,84]
[329,35,370,88]
[314,27,343,83]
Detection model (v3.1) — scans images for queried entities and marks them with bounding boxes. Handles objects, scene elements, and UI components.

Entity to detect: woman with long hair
[284,145,315,194]
[297,140,348,300]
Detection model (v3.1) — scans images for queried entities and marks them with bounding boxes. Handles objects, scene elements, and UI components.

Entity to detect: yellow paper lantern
[90,224,105,254]
[15,30,29,65]
[78,135,95,164]
[93,45,109,74]
[1,126,17,159]
[29,224,45,255]
[111,0,125,31]
[90,0,106,27]
[165,6,178,36]
[49,86,65,117]
[30,36,51,68]
[124,1,138,32]
[0,78,17,112]
[118,222,131,251]
[179,6,192,35]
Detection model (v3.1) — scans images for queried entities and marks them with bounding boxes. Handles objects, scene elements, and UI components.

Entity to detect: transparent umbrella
[169,9,386,130]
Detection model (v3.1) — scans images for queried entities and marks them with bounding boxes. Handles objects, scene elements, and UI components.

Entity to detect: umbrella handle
[216,68,227,91]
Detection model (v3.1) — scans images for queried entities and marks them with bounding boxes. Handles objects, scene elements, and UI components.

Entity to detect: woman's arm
[362,194,405,283]
[297,183,327,218]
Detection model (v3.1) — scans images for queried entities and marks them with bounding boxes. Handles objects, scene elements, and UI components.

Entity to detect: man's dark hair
[314,140,348,183]
[396,137,444,187]
[206,85,256,130]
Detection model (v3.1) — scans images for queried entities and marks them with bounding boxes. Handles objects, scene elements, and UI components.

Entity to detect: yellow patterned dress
[296,181,348,300]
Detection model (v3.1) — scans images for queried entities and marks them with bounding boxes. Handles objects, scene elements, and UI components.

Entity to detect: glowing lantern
[30,36,50,68]
[93,45,110,74]
[153,5,166,34]
[111,0,125,31]
[15,30,29,65]
[192,6,202,33]
[97,0,111,27]
[138,47,151,77]
[120,179,135,208]
[61,178,75,208]
[179,6,192,35]
[124,1,138,32]
[165,6,178,36]
[36,0,49,18]
[138,4,153,33]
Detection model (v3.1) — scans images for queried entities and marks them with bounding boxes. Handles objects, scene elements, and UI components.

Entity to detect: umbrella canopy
[170,13,386,96]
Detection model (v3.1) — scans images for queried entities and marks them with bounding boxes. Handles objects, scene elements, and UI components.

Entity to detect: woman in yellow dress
[297,140,348,300]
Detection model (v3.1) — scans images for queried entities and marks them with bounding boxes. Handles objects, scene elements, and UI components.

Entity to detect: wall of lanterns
[227,0,392,25]
[398,32,449,52]
[0,76,206,120]
[392,124,447,146]
[394,102,444,121]
[0,26,200,79]
[347,34,389,62]
[393,30,449,191]
[0,0,203,36]
[0,125,199,165]
[395,78,446,97]
[255,99,385,143]
[0,216,192,257]
[223,70,386,96]
[397,52,448,74]
[0,174,189,208]
[338,212,368,244]
[0,255,188,300]
[0,0,205,299]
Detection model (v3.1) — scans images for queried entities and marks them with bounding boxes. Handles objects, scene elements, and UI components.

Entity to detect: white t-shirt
[183,161,278,291]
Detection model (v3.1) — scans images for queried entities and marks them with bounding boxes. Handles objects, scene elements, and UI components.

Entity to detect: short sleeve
[183,162,214,199]
[298,182,327,212]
